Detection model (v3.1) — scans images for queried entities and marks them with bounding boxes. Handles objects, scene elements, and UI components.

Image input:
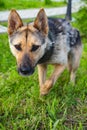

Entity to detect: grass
[0,0,66,11]
[0,27,87,130]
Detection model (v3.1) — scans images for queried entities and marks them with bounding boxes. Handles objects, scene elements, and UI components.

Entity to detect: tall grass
[0,31,87,129]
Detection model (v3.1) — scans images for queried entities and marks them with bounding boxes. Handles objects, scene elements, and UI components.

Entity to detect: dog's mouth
[18,67,35,76]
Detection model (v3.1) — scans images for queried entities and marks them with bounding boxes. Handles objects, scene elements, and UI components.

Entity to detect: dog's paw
[40,80,53,96]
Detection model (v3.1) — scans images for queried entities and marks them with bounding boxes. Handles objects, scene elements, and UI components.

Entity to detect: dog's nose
[20,67,30,75]
[18,66,34,76]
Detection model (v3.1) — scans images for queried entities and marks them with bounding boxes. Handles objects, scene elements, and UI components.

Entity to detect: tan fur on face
[9,27,46,67]
[8,9,49,69]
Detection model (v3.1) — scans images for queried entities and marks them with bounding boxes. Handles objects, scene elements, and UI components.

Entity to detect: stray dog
[8,8,82,95]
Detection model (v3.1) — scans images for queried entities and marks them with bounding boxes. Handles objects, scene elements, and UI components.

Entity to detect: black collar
[37,42,54,64]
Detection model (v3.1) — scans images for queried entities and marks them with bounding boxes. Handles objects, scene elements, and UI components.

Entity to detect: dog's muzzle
[18,65,35,76]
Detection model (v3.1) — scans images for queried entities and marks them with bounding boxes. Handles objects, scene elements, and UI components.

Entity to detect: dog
[8,8,82,95]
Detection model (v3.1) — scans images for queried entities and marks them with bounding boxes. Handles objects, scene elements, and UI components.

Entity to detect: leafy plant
[44,0,51,5]
[0,0,5,9]
[74,0,87,38]
[75,7,87,38]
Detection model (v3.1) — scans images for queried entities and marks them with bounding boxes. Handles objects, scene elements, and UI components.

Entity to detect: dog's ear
[8,10,23,35]
[34,8,49,35]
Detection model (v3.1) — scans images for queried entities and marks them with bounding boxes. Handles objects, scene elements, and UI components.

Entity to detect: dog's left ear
[34,8,49,35]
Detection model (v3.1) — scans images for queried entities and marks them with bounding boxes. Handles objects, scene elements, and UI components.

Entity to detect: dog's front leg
[38,64,47,88]
[40,64,65,95]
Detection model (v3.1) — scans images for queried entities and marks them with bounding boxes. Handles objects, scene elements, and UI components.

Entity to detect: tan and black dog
[8,8,82,95]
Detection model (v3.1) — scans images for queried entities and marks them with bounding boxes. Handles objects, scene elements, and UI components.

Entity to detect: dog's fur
[8,8,82,95]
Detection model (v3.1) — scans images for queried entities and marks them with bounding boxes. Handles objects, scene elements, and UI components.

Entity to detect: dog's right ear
[8,10,23,35]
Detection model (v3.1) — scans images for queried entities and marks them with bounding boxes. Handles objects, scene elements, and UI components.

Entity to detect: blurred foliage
[82,0,87,3]
[0,0,5,7]
[0,0,66,10]
[74,0,87,38]
[44,0,51,5]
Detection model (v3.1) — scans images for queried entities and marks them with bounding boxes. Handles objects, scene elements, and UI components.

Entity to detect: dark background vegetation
[0,0,66,10]
[74,0,87,38]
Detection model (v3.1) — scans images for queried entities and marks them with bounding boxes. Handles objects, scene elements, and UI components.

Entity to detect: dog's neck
[37,37,54,64]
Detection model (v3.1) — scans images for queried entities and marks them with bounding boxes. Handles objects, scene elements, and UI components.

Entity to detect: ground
[0,32,87,129]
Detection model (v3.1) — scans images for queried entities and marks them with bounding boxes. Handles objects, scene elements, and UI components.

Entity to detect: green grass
[0,0,66,11]
[0,32,87,129]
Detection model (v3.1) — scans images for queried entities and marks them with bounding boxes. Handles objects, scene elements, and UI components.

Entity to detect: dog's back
[40,17,82,66]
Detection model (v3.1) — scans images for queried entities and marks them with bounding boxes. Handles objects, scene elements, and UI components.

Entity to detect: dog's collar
[37,42,54,64]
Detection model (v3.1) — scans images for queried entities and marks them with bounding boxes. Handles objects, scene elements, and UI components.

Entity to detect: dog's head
[8,9,49,76]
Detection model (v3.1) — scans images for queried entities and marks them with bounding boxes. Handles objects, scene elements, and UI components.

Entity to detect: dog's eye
[14,44,22,51]
[31,45,40,52]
